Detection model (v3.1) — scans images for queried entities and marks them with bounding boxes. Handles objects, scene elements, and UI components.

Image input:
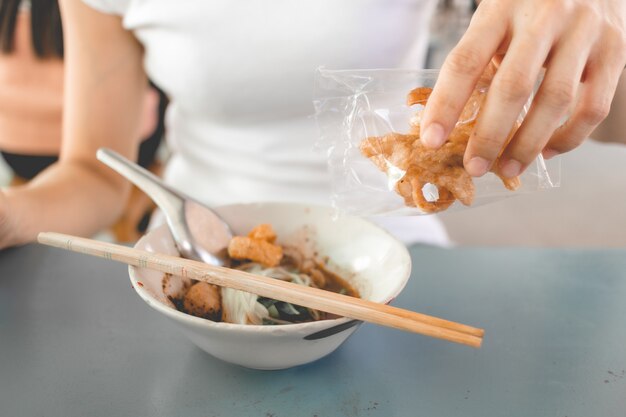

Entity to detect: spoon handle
[97,148,185,216]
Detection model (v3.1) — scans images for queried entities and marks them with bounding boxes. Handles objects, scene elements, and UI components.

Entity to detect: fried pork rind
[406,87,432,106]
[247,223,277,242]
[360,133,414,172]
[359,86,522,213]
[228,224,283,267]
[182,281,222,321]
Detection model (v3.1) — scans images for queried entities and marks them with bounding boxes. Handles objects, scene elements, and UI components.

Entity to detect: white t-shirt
[82,0,450,246]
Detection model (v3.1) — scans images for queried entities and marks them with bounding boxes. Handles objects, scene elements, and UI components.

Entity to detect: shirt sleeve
[80,0,130,15]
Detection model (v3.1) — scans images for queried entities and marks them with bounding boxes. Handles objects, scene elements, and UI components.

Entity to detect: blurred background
[1,0,624,247]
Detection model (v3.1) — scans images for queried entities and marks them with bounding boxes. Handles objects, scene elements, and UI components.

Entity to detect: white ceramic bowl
[129,202,411,370]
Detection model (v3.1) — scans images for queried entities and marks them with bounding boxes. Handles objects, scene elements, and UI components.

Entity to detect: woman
[0,0,624,249]
[0,0,165,243]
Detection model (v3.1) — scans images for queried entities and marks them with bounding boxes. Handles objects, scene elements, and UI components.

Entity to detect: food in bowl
[167,224,360,325]
[129,202,411,369]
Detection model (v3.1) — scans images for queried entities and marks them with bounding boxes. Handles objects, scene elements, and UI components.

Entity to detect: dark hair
[0,0,63,58]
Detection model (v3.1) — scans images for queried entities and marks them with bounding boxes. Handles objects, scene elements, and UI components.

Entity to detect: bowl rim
[128,202,412,334]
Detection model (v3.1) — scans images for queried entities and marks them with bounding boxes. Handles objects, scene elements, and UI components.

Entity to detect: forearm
[3,159,130,245]
[0,0,152,247]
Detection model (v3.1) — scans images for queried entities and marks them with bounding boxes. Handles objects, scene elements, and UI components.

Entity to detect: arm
[420,0,626,177]
[0,0,147,248]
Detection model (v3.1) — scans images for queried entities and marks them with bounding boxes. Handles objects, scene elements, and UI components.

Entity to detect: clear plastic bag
[313,68,560,216]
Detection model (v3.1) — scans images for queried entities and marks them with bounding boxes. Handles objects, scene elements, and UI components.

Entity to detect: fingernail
[421,123,445,148]
[499,159,522,179]
[542,149,559,160]
[465,157,490,177]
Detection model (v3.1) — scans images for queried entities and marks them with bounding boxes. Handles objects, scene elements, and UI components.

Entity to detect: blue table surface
[1,243,625,417]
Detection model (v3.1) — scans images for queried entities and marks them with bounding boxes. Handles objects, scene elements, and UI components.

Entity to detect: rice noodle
[220,263,318,325]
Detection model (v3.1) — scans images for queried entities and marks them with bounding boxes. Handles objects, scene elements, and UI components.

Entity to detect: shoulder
[81,0,131,15]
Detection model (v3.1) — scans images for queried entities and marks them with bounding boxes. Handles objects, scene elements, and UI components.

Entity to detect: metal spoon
[96,148,233,266]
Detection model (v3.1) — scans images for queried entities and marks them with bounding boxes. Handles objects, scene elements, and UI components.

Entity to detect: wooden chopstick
[38,232,484,348]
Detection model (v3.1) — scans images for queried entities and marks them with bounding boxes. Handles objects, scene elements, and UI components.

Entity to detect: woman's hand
[0,190,19,249]
[0,190,11,248]
[420,0,626,178]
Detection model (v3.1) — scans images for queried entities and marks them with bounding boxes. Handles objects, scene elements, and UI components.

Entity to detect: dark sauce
[167,256,359,324]
[319,264,359,298]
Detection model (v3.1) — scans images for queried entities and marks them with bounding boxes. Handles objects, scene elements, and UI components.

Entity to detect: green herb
[278,302,301,316]
[268,304,280,319]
